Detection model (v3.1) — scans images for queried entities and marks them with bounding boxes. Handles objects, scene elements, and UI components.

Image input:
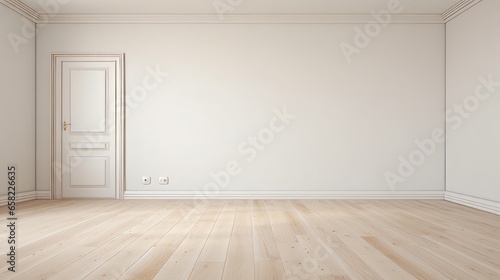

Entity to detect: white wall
[0,4,36,196]
[446,0,500,202]
[36,22,445,195]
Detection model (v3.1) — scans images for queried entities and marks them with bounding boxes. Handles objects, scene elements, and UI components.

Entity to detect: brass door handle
[64,121,71,131]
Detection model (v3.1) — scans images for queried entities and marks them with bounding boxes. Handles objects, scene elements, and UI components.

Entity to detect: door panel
[69,142,108,150]
[69,69,108,132]
[70,157,108,186]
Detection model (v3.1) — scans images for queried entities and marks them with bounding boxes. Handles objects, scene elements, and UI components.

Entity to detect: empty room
[1,0,499,279]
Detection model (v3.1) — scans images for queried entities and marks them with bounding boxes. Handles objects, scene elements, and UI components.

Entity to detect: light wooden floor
[1,200,499,279]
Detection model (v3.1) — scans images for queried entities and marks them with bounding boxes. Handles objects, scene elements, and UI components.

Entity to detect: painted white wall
[0,4,36,195]
[446,0,500,202]
[36,23,445,194]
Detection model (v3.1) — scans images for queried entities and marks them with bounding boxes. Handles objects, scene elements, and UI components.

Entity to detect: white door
[53,54,124,199]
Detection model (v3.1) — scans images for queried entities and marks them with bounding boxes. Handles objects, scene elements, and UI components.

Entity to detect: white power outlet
[142,176,151,185]
[159,177,169,185]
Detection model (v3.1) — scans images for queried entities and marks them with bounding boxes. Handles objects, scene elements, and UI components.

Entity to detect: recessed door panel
[69,69,108,133]
[70,157,107,187]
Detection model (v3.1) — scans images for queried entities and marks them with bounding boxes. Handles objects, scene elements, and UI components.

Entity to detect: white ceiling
[19,0,463,15]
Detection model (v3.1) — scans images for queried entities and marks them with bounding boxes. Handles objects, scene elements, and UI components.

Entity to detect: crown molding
[0,0,39,22]
[2,0,482,25]
[37,13,445,24]
[442,0,482,22]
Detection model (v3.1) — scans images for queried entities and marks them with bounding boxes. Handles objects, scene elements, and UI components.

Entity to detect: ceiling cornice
[39,13,445,24]
[442,0,482,22]
[0,0,39,22]
[0,0,483,25]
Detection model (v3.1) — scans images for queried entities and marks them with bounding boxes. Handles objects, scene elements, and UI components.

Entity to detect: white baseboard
[0,191,37,206]
[36,191,52,200]
[445,191,500,215]
[124,190,445,200]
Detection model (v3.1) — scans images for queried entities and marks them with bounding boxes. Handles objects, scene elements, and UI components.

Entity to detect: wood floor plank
[360,201,498,279]
[152,202,222,280]
[255,260,287,280]
[1,202,145,278]
[396,200,500,259]
[8,201,175,280]
[151,220,215,280]
[115,202,202,279]
[362,235,448,279]
[277,201,344,279]
[295,235,351,280]
[352,201,472,279]
[290,200,345,246]
[1,199,497,280]
[277,242,320,280]
[398,242,476,279]
[423,234,500,275]
[332,244,385,280]
[196,200,237,263]
[0,200,117,249]
[46,201,183,280]
[188,262,225,280]
[286,201,351,279]
[86,201,210,279]
[264,200,298,243]
[252,200,281,261]
[222,200,255,280]
[336,232,416,279]
[289,200,382,279]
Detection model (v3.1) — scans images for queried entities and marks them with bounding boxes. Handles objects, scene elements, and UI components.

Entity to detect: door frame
[50,53,125,199]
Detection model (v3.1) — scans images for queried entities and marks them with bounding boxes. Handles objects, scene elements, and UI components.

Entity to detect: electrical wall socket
[159,177,169,185]
[142,176,151,185]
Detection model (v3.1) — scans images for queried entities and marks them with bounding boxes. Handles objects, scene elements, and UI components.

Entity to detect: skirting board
[36,191,51,200]
[124,190,445,200]
[445,191,500,215]
[0,190,36,206]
